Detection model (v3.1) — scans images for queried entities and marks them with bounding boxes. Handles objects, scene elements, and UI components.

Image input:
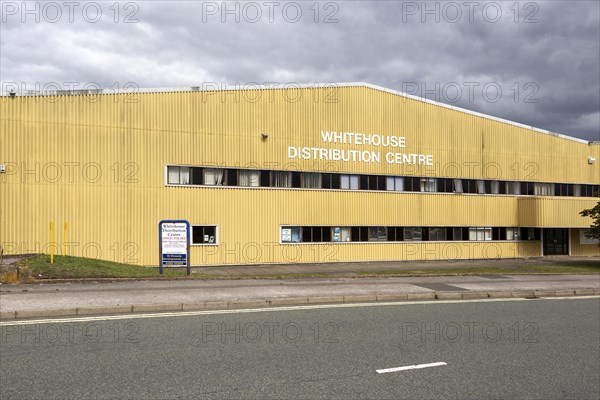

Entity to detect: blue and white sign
[159,220,190,273]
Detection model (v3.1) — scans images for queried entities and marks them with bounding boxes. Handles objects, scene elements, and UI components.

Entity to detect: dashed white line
[377,362,447,374]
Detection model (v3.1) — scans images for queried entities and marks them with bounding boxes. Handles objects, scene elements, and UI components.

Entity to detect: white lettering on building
[286,131,433,166]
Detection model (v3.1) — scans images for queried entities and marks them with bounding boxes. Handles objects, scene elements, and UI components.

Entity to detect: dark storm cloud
[1,0,598,141]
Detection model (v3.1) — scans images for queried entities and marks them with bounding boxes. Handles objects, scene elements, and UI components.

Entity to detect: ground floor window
[579,229,599,245]
[331,227,351,242]
[469,227,492,241]
[369,227,387,241]
[506,227,520,240]
[429,227,447,241]
[192,225,218,245]
[280,226,540,243]
[404,227,422,241]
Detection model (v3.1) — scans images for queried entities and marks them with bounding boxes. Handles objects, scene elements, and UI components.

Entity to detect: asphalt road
[1,297,599,399]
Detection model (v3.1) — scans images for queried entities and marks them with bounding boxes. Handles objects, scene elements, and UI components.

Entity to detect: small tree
[580,200,600,247]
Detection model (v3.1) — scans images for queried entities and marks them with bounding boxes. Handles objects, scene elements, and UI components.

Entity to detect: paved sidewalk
[190,256,599,276]
[1,274,598,320]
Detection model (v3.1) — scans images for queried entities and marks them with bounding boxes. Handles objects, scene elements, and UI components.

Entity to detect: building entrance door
[543,228,569,255]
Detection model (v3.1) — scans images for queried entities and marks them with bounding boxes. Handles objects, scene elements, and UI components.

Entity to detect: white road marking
[377,362,447,374]
[1,296,598,326]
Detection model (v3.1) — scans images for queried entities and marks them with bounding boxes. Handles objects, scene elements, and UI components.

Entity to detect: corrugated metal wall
[1,86,599,265]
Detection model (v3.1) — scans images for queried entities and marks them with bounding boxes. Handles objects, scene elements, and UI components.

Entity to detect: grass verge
[12,254,600,281]
[18,255,188,279]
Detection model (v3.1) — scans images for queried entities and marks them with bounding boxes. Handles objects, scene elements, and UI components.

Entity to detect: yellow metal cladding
[1,84,599,265]
[571,229,600,256]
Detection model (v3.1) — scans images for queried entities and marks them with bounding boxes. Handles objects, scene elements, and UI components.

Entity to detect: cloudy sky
[1,1,599,141]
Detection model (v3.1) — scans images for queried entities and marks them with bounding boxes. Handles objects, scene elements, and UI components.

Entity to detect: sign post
[159,220,191,276]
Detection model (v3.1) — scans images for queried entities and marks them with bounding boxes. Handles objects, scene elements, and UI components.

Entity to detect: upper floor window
[386,176,404,191]
[341,174,359,190]
[239,170,260,187]
[534,183,555,196]
[506,181,521,195]
[271,171,292,188]
[301,172,322,189]
[203,168,226,185]
[420,178,437,192]
[167,166,190,185]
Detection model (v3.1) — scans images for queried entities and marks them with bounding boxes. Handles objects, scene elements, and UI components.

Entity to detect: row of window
[281,226,541,243]
[167,166,599,197]
[189,225,541,245]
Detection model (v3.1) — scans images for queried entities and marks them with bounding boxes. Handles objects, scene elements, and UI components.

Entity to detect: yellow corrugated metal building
[1,83,599,266]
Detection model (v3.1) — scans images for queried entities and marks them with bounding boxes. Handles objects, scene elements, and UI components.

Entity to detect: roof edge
[2,81,592,145]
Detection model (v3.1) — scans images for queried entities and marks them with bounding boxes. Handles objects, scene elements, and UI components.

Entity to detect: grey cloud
[1,0,598,141]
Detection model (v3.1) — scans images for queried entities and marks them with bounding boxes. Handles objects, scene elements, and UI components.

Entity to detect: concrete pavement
[1,274,598,320]
[190,255,599,276]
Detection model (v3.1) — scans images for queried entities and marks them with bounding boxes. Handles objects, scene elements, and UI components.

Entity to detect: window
[322,173,341,189]
[300,227,331,242]
[469,227,492,241]
[167,166,190,185]
[506,228,520,240]
[506,181,521,195]
[301,172,322,188]
[582,185,599,197]
[429,227,446,241]
[203,168,226,185]
[534,183,555,196]
[386,176,404,191]
[341,174,359,190]
[192,225,217,245]
[476,180,486,194]
[360,175,386,190]
[368,227,387,242]
[555,183,574,196]
[438,178,454,193]
[573,184,581,197]
[580,229,600,245]
[521,182,534,196]
[281,227,301,243]
[462,179,478,194]
[492,227,503,240]
[331,227,351,242]
[453,179,463,193]
[190,167,203,185]
[239,170,260,187]
[404,227,422,241]
[520,228,540,240]
[271,171,292,188]
[451,227,464,240]
[491,181,500,194]
[351,227,369,242]
[225,169,238,186]
[387,227,403,241]
[420,178,437,192]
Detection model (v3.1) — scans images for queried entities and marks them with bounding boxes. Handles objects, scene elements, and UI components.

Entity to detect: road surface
[1,297,599,399]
